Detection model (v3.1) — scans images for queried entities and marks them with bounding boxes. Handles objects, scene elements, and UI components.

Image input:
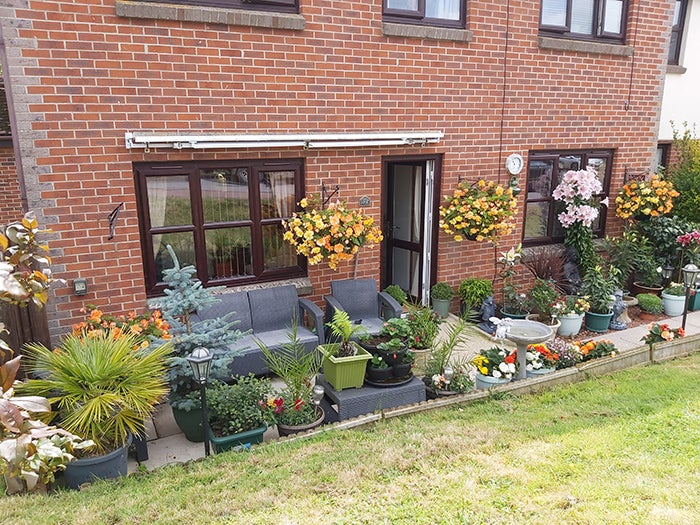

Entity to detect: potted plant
[525,343,559,376]
[573,339,618,362]
[552,295,590,337]
[20,330,172,489]
[631,253,663,296]
[206,375,275,453]
[0,354,94,494]
[359,317,411,357]
[458,278,493,319]
[283,194,383,271]
[382,284,407,307]
[580,265,618,333]
[526,278,560,327]
[366,354,392,382]
[471,346,517,389]
[605,229,655,292]
[426,357,473,398]
[404,303,443,376]
[641,322,684,346]
[498,245,529,318]
[151,247,245,442]
[392,351,414,378]
[661,282,687,317]
[438,179,518,243]
[614,175,679,221]
[423,320,471,396]
[376,337,407,367]
[318,310,372,391]
[552,167,605,274]
[430,281,454,318]
[636,293,663,320]
[258,323,325,436]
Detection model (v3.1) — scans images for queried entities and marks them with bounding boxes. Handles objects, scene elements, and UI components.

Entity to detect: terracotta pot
[631,282,663,297]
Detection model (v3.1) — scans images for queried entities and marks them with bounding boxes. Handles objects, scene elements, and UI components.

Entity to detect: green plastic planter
[318,343,372,391]
[584,311,613,333]
[207,424,267,454]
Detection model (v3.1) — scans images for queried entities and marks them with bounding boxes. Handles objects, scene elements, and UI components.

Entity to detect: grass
[2,354,700,524]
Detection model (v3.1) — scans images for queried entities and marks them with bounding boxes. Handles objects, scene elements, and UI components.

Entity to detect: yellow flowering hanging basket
[615,175,679,220]
[282,195,383,270]
[439,179,517,243]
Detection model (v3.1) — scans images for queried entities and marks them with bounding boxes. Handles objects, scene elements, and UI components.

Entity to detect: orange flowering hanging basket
[282,194,383,270]
[614,175,679,220]
[439,179,517,244]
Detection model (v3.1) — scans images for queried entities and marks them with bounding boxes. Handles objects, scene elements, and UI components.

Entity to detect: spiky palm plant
[20,330,172,454]
[326,310,365,357]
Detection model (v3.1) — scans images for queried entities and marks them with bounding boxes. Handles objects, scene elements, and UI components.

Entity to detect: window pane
[669,32,679,62]
[587,157,607,187]
[206,228,252,279]
[152,232,195,282]
[673,0,682,25]
[262,223,297,270]
[387,0,418,10]
[426,0,460,21]
[527,160,553,198]
[260,171,296,220]
[603,0,623,33]
[552,199,566,238]
[524,202,550,239]
[200,168,250,223]
[147,176,191,228]
[541,0,567,26]
[571,0,594,34]
[559,155,582,174]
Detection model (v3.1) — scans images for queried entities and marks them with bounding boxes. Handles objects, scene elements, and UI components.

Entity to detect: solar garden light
[443,366,454,391]
[681,264,700,331]
[187,346,213,457]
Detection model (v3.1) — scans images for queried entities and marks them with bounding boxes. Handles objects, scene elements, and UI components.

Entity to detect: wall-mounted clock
[505,153,524,175]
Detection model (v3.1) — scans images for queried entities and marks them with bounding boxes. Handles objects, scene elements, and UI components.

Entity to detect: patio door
[383,157,439,305]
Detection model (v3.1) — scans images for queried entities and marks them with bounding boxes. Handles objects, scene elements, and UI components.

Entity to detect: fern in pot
[318,310,371,391]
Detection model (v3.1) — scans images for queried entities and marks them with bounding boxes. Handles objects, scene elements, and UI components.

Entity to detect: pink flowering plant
[677,230,700,269]
[553,167,605,228]
[552,167,608,271]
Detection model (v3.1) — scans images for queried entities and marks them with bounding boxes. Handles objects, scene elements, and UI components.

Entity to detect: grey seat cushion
[353,317,385,337]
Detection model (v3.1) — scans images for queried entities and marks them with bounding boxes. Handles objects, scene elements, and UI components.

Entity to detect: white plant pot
[661,292,686,317]
[557,313,584,337]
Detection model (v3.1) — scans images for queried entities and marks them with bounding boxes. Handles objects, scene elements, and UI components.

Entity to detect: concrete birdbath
[505,319,553,380]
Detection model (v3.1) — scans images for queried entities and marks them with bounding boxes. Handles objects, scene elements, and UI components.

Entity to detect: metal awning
[125,131,444,151]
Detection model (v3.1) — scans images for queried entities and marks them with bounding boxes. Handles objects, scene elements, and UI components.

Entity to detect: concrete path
[130,308,700,473]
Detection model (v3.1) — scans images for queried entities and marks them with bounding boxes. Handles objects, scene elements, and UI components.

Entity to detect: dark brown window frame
[669,0,688,65]
[522,150,613,247]
[539,0,628,44]
[134,158,306,297]
[382,0,466,29]
[135,0,298,15]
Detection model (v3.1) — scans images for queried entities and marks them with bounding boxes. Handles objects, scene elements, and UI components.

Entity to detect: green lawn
[3,354,700,524]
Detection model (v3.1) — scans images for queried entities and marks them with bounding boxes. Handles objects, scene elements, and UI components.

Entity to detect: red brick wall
[0,0,674,339]
[0,145,23,225]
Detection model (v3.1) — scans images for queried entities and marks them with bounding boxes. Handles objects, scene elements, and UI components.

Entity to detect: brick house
[0,0,676,343]
[657,0,698,169]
